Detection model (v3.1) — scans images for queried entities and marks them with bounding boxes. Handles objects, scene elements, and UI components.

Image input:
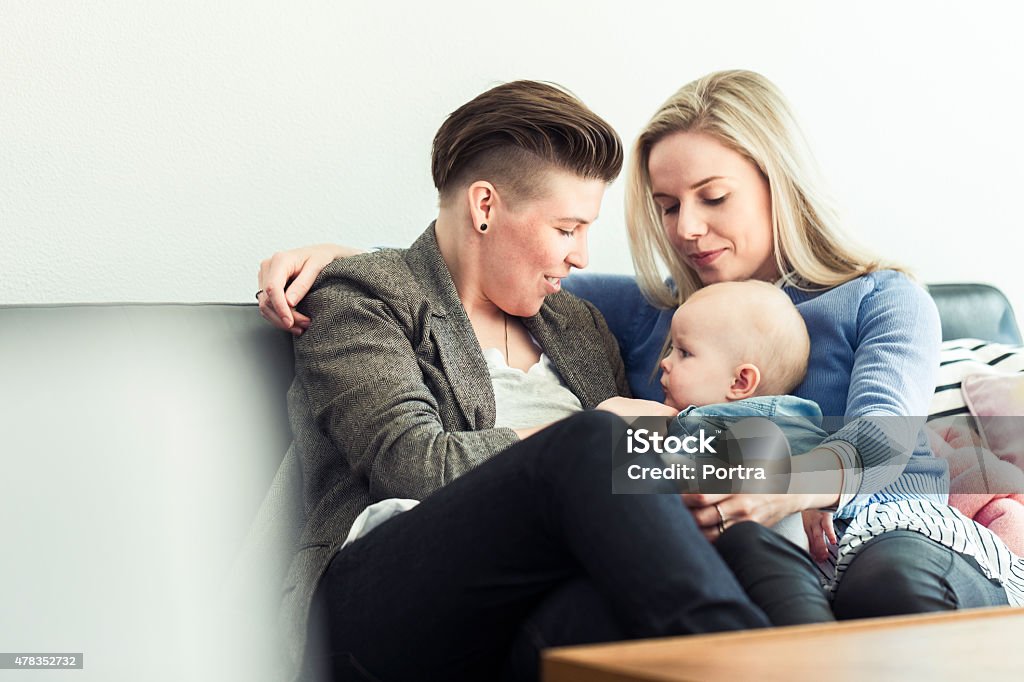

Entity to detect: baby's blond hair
[686,281,810,396]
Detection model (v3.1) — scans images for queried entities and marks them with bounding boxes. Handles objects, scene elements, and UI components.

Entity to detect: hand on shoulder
[257,243,364,334]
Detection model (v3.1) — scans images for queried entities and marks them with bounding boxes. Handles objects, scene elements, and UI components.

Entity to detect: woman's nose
[677,204,708,240]
[567,233,589,269]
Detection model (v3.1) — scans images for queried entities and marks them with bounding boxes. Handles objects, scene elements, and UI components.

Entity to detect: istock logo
[625,428,717,455]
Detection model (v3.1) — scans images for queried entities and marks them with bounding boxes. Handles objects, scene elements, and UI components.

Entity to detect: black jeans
[497,521,834,681]
[832,529,1009,619]
[714,521,835,626]
[308,411,775,681]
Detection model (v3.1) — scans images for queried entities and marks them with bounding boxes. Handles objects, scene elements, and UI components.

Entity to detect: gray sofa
[0,284,1019,681]
[0,304,296,681]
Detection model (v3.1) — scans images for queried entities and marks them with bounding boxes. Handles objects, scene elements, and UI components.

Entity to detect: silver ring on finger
[714,503,728,535]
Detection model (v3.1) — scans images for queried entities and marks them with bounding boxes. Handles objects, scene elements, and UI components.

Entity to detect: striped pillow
[929,339,1024,421]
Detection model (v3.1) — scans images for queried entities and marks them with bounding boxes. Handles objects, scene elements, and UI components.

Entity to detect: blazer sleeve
[292,268,519,501]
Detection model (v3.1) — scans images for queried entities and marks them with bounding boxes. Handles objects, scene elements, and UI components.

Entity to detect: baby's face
[659,297,739,410]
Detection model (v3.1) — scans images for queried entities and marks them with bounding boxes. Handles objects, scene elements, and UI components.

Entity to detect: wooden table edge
[543,605,1024,682]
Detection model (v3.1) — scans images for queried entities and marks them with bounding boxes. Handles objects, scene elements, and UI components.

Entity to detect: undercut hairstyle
[431,80,623,206]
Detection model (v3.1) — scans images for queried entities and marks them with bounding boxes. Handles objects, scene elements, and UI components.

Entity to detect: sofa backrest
[927,283,1022,345]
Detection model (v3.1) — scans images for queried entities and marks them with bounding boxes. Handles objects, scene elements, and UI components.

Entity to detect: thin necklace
[504,312,510,365]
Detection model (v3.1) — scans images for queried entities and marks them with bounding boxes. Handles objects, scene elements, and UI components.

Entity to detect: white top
[341,347,584,549]
[482,347,583,429]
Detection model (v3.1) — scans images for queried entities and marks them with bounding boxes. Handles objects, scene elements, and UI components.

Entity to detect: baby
[598,278,839,548]
[658,280,835,551]
[604,281,835,555]
[659,281,837,552]
[601,280,838,624]
[671,281,843,622]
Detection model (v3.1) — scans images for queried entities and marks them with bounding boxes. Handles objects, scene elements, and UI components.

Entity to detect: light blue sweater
[564,270,947,517]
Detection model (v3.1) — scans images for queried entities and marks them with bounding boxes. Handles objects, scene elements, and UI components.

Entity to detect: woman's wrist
[788,447,844,511]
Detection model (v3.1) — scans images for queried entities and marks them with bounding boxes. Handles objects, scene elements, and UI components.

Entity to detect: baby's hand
[802,510,837,563]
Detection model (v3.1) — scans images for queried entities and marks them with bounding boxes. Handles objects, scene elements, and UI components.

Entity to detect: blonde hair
[626,69,906,310]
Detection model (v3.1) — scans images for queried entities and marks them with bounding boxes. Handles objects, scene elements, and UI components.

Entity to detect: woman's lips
[688,249,725,268]
[544,275,562,293]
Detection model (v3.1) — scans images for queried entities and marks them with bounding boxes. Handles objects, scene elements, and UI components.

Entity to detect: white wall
[4,1,1023,320]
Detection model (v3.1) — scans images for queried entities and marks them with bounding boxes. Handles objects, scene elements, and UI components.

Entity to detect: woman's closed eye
[660,195,725,214]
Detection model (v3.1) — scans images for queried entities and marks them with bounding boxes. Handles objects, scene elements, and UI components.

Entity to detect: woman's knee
[715,521,819,583]
[832,531,957,619]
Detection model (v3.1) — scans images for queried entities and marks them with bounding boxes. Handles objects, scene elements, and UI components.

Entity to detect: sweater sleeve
[819,273,941,511]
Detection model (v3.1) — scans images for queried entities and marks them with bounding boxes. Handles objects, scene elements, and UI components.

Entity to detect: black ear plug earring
[479,223,488,232]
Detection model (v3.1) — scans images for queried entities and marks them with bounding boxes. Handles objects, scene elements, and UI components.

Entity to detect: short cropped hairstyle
[431,80,623,205]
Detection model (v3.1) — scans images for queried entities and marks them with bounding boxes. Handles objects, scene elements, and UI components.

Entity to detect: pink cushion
[927,421,1024,554]
[961,372,1024,468]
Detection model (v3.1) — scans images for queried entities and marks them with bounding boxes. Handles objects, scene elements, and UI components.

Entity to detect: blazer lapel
[404,224,497,430]
[524,304,619,409]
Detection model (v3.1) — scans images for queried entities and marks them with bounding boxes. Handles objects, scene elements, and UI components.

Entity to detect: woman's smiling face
[480,169,605,317]
[647,131,779,285]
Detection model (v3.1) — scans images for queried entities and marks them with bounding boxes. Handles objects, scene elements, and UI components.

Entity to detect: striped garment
[815,500,1024,606]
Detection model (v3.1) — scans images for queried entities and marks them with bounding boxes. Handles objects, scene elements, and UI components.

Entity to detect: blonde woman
[261,71,1018,629]
[614,70,1018,615]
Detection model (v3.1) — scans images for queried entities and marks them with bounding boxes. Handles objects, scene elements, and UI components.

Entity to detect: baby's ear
[728,364,761,400]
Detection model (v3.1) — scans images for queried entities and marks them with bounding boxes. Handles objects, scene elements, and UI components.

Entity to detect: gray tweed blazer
[280,223,630,679]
